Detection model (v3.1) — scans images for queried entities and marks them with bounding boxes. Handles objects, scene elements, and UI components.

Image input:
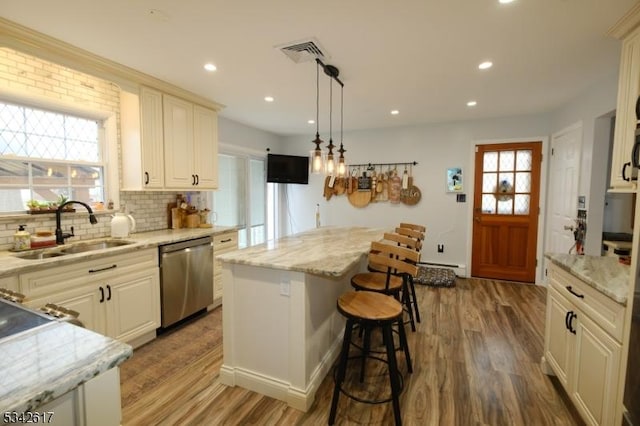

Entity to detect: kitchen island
[217,226,385,411]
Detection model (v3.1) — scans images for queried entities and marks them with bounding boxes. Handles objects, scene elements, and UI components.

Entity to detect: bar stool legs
[328,316,410,426]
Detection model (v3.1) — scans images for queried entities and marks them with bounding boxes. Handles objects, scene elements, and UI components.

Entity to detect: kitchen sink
[60,240,134,254]
[15,251,66,260]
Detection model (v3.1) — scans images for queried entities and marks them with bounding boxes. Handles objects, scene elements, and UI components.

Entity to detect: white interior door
[546,123,582,255]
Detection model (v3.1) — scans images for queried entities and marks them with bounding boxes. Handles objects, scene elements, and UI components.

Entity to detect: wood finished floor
[120,278,583,425]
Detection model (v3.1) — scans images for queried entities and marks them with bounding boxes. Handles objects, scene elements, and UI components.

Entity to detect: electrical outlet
[437,244,444,253]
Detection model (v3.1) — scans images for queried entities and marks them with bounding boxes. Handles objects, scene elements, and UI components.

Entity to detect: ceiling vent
[276,38,328,63]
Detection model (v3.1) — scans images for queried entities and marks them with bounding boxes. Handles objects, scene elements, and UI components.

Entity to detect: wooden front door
[471,142,542,283]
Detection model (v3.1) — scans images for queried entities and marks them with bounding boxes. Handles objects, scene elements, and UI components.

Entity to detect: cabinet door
[544,286,574,388]
[193,105,218,189]
[610,28,640,190]
[24,285,106,335]
[571,312,622,426]
[163,94,195,189]
[213,231,238,303]
[140,86,165,188]
[105,268,160,342]
[0,275,19,292]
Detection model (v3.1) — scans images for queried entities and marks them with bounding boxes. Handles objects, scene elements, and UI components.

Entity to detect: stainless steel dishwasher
[159,236,213,328]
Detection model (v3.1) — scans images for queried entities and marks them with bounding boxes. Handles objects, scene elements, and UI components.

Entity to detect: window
[0,101,105,212]
[212,152,267,248]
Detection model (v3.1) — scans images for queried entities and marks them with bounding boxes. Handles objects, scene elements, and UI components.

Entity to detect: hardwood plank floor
[120,278,583,425]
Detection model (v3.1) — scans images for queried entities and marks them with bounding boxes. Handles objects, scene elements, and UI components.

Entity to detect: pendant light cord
[340,85,343,144]
[316,62,320,134]
[329,77,332,139]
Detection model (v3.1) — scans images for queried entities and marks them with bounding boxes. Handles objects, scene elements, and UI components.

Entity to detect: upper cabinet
[609,7,640,192]
[120,86,219,191]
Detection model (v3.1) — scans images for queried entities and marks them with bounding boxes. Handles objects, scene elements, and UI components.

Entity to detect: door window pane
[482,194,496,213]
[515,172,531,193]
[516,150,532,171]
[482,173,497,192]
[498,198,513,214]
[483,152,498,172]
[515,194,530,215]
[499,150,515,171]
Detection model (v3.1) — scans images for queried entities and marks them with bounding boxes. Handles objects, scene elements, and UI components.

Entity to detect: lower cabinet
[543,264,624,426]
[32,367,122,426]
[212,230,238,305]
[22,249,160,346]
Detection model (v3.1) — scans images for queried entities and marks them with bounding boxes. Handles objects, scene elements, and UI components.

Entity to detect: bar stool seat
[329,291,412,426]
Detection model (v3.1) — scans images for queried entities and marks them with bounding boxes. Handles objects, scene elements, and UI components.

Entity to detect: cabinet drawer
[548,264,626,342]
[20,248,158,299]
[213,231,238,251]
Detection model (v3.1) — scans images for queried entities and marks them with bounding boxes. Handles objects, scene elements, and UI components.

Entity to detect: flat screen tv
[267,154,309,184]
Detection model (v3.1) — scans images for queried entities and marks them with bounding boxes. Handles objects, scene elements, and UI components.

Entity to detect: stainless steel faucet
[55,200,98,244]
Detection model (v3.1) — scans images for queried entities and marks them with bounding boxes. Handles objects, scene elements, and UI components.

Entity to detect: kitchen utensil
[357,171,372,191]
[324,176,333,200]
[335,178,346,195]
[400,184,422,205]
[111,212,136,237]
[348,188,371,208]
[389,169,402,203]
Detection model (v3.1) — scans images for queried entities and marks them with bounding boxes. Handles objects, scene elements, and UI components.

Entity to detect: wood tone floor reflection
[120,278,583,426]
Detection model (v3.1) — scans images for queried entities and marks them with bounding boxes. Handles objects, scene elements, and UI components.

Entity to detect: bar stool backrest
[399,222,426,233]
[395,227,425,241]
[383,232,422,251]
[369,241,419,280]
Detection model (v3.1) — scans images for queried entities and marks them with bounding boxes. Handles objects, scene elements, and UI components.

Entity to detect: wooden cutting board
[400,185,422,205]
[348,189,371,208]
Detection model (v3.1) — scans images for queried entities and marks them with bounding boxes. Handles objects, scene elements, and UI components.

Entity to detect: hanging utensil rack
[348,161,418,170]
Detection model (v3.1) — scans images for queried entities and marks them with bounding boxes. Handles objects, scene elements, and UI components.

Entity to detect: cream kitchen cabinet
[120,87,218,191]
[543,263,626,426]
[120,86,165,190]
[609,14,640,191]
[21,249,160,348]
[163,94,218,190]
[211,230,238,307]
[0,274,19,292]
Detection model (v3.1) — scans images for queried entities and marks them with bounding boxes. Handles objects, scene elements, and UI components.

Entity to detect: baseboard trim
[218,336,342,412]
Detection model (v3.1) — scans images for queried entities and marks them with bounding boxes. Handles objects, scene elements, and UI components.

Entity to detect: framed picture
[446,167,463,192]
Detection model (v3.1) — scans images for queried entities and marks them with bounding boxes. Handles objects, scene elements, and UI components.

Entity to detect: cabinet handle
[191,174,196,185]
[566,286,584,299]
[565,311,571,331]
[89,264,117,273]
[220,238,232,243]
[195,174,199,185]
[623,162,631,181]
[106,284,112,301]
[568,311,577,334]
[144,171,150,185]
[99,286,105,303]
[635,95,640,121]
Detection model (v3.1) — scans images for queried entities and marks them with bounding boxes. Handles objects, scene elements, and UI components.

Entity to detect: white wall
[218,116,283,153]
[281,114,552,274]
[549,72,620,255]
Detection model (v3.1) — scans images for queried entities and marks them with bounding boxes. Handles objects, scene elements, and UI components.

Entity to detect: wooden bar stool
[328,290,412,426]
[351,241,420,331]
[399,222,426,233]
[394,225,426,325]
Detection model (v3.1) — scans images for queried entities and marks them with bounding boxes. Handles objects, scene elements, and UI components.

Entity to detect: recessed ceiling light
[203,63,217,72]
[390,110,400,115]
[264,96,274,102]
[467,101,477,107]
[308,119,315,124]
[478,61,493,70]
[498,0,516,4]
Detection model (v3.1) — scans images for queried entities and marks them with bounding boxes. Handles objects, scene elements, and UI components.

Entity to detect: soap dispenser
[14,225,31,251]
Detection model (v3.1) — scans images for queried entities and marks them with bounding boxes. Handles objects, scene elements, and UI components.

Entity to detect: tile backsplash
[0,191,203,250]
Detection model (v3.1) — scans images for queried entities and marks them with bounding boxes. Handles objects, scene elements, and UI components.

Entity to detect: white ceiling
[1,0,638,136]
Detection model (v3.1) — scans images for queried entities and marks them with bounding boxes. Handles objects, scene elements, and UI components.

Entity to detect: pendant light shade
[310,61,325,174]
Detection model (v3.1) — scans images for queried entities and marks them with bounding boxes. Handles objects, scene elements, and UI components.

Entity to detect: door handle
[99,286,105,303]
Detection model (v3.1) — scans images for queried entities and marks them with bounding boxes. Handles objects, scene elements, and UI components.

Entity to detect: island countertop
[545,253,630,305]
[217,226,386,278]
[0,319,132,413]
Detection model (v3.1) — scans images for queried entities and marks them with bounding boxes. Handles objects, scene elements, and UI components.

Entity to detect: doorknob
[474,216,480,222]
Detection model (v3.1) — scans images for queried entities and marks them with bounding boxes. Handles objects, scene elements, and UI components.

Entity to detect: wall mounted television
[266,154,309,184]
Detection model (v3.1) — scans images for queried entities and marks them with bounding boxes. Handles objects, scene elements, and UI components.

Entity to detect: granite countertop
[0,320,132,413]
[0,226,236,277]
[545,253,630,305]
[217,226,386,278]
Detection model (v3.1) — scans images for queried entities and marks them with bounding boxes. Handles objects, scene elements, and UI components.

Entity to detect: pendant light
[310,61,325,174]
[325,76,336,175]
[337,84,347,177]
